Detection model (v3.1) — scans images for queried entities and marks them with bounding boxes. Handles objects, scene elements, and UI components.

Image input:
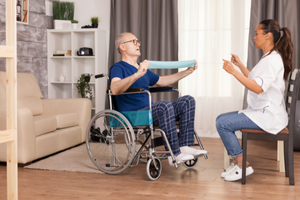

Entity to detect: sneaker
[221,163,236,178]
[180,146,208,157]
[224,165,254,181]
[168,153,194,166]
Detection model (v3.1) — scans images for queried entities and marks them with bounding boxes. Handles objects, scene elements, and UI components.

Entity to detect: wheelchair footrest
[152,137,164,147]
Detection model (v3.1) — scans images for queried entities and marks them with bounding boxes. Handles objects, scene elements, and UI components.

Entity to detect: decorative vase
[92,23,98,28]
[58,73,66,82]
[72,23,78,29]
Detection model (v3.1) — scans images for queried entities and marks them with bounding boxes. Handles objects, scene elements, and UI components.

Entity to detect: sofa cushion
[33,114,57,136]
[18,98,43,116]
[0,72,44,116]
[0,71,43,99]
[55,113,78,128]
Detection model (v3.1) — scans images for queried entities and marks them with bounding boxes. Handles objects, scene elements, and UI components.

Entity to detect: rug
[24,144,104,174]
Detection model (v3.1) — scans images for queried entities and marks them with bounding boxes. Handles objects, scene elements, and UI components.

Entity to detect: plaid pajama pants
[141,95,196,156]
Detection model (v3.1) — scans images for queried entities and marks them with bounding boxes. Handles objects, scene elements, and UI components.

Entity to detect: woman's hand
[222,59,236,75]
[231,53,243,68]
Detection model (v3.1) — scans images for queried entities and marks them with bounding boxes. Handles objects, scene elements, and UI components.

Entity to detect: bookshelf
[47,29,107,116]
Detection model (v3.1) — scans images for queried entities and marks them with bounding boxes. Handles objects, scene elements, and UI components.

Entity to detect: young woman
[216,19,293,181]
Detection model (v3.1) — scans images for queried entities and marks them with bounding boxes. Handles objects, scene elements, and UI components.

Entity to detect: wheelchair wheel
[182,158,198,169]
[86,110,136,175]
[146,157,162,181]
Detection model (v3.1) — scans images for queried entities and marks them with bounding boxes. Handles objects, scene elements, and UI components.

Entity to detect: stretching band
[148,60,195,69]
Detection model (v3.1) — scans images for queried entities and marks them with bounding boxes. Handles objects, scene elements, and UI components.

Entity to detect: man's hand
[155,59,198,87]
[186,59,198,74]
[136,59,149,78]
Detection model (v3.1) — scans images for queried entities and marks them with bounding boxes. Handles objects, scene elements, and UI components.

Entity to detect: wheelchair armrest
[125,88,145,93]
[149,86,177,93]
[95,73,109,79]
[106,88,145,94]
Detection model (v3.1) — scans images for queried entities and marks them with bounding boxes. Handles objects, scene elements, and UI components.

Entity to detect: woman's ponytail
[259,19,293,81]
[274,27,293,81]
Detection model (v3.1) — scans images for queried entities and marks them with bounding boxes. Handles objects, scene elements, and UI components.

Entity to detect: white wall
[60,0,110,31]
[46,0,110,31]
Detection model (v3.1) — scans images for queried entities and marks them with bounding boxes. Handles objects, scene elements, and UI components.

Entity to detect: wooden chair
[240,69,300,185]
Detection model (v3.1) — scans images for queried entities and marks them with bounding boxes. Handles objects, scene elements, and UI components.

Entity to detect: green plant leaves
[76,73,93,100]
[53,1,74,20]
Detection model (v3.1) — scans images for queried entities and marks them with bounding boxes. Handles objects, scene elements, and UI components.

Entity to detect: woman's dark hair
[259,19,293,81]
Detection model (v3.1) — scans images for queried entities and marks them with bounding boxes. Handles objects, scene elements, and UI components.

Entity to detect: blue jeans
[216,111,261,158]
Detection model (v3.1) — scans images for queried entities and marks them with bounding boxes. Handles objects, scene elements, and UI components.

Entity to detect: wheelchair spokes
[86,110,136,174]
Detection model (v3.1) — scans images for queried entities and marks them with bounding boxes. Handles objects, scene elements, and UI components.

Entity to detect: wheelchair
[85,73,208,180]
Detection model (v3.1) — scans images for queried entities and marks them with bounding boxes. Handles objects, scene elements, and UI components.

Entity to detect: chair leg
[284,140,289,177]
[288,139,295,185]
[241,132,247,185]
[277,141,285,172]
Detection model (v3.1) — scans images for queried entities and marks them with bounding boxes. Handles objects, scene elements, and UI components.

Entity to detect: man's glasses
[122,39,141,45]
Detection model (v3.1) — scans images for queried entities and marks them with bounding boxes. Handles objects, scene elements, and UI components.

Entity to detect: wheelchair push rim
[86,110,136,175]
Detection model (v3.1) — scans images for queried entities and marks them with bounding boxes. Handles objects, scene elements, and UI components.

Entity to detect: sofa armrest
[42,98,91,142]
[0,107,36,164]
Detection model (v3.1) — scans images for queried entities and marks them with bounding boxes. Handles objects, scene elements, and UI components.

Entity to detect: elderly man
[109,32,207,165]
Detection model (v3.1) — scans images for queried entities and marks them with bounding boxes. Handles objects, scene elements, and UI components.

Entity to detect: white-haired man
[109,32,207,165]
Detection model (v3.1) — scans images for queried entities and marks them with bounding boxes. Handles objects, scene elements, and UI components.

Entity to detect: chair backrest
[286,69,300,136]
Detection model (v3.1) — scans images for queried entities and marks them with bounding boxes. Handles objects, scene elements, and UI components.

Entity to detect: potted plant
[53,1,74,29]
[76,73,93,100]
[91,16,99,28]
[71,19,78,29]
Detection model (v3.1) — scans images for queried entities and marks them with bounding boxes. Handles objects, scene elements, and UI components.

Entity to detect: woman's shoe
[224,165,254,181]
[221,162,236,178]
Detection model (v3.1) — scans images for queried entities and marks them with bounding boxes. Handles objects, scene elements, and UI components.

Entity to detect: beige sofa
[0,72,91,164]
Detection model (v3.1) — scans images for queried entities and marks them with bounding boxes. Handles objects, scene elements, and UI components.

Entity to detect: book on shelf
[53,53,71,56]
[55,50,71,54]
[53,50,71,56]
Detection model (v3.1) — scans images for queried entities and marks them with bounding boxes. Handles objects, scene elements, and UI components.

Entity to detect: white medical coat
[239,51,288,134]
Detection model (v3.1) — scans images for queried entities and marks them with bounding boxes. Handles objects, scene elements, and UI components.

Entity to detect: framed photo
[16,0,29,24]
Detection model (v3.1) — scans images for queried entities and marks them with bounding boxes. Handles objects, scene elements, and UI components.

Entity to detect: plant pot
[72,23,78,29]
[54,20,71,29]
[92,23,98,28]
[85,76,90,83]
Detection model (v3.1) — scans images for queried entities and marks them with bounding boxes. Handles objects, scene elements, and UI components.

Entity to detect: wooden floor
[1,137,300,200]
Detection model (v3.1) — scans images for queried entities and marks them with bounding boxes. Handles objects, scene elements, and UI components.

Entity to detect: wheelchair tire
[182,158,198,169]
[146,157,162,181]
[86,110,136,175]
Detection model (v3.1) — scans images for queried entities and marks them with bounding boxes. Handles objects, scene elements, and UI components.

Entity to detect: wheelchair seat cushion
[110,110,153,127]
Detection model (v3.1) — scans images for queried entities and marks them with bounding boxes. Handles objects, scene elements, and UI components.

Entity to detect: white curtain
[178,0,251,138]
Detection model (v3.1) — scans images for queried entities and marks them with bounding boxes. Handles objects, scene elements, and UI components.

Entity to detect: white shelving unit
[47,29,108,116]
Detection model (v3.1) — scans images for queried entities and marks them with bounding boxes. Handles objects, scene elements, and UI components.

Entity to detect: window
[178,0,251,137]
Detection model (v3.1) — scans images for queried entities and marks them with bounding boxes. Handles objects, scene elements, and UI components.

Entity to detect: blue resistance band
[148,60,195,69]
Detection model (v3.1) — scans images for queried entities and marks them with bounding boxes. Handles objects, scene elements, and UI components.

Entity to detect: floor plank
[0,137,299,199]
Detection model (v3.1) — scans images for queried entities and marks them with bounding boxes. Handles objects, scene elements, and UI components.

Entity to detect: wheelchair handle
[95,74,109,79]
